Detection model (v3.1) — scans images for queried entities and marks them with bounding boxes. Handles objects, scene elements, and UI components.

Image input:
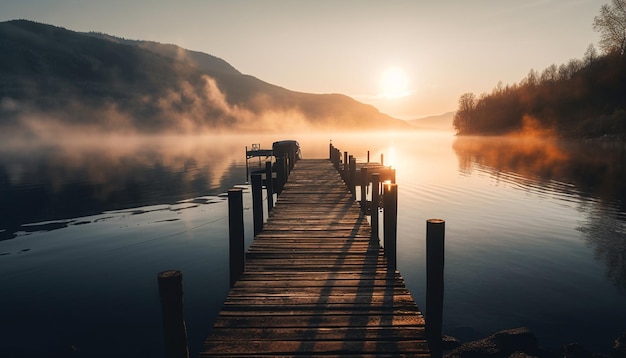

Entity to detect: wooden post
[251,173,263,236]
[329,142,333,160]
[343,151,348,180]
[282,155,289,187]
[360,166,368,213]
[265,161,274,212]
[383,183,398,271]
[426,219,445,358]
[349,155,356,200]
[367,150,370,163]
[158,270,189,358]
[381,153,384,166]
[275,155,286,194]
[228,188,245,287]
[371,173,380,241]
[245,146,249,182]
[288,146,295,173]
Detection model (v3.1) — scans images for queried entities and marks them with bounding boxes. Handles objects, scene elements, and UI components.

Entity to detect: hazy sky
[0,0,602,119]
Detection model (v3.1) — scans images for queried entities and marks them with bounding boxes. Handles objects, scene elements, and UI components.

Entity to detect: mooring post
[343,151,349,180]
[360,166,368,212]
[383,183,398,271]
[367,150,370,163]
[336,148,341,170]
[251,173,263,236]
[275,155,286,194]
[158,270,189,358]
[282,155,289,185]
[381,153,384,166]
[245,146,249,182]
[371,173,380,241]
[349,155,357,200]
[329,142,333,160]
[228,188,245,287]
[426,218,445,358]
[288,146,295,172]
[265,161,274,212]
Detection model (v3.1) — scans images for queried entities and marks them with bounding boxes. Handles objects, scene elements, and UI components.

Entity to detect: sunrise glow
[380,67,411,98]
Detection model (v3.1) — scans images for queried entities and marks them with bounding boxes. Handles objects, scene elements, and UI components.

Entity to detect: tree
[453,92,476,134]
[584,43,599,65]
[540,64,558,83]
[520,68,539,87]
[593,0,626,55]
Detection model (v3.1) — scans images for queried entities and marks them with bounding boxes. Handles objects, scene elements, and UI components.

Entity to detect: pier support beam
[158,270,189,358]
[265,161,274,212]
[342,151,348,180]
[349,155,356,200]
[360,166,368,212]
[251,173,263,236]
[383,183,398,270]
[228,188,245,287]
[426,218,445,358]
[371,173,380,241]
[275,155,287,194]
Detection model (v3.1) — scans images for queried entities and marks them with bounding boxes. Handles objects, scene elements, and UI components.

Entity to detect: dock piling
[426,218,445,358]
[228,188,245,287]
[157,270,189,358]
[349,155,356,200]
[371,173,380,241]
[343,151,348,180]
[265,161,274,212]
[383,183,398,270]
[360,166,368,211]
[275,155,286,194]
[251,173,263,236]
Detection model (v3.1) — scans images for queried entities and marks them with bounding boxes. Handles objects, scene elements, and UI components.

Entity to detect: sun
[380,67,409,98]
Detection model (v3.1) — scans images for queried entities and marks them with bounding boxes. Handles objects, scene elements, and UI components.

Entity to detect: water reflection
[578,201,626,292]
[453,136,626,290]
[0,135,258,241]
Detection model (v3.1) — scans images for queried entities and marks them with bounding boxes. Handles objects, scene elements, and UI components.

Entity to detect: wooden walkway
[200,159,429,357]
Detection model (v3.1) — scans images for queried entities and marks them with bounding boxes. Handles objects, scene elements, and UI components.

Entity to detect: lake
[1,131,625,357]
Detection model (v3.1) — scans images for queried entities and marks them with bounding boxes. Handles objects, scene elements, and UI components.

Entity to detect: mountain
[0,20,410,134]
[407,111,454,131]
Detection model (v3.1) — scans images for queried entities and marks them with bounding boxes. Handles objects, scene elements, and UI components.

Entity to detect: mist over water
[0,131,625,356]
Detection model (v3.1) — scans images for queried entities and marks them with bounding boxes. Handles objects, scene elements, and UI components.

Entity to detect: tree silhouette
[593,0,626,55]
[453,92,476,134]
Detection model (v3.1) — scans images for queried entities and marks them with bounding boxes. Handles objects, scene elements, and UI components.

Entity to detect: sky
[0,0,603,119]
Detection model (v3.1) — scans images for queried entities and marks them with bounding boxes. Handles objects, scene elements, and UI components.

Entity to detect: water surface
[1,132,624,356]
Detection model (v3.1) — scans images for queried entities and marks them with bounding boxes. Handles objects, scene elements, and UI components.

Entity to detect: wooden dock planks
[200,159,428,357]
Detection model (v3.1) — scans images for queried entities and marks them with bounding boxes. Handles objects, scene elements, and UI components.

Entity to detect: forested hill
[0,20,409,134]
[453,52,626,139]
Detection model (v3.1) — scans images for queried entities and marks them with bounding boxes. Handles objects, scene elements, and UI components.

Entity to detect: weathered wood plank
[205,326,424,341]
[200,340,428,357]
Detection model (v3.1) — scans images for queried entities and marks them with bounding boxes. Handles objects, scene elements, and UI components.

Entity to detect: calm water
[0,132,625,357]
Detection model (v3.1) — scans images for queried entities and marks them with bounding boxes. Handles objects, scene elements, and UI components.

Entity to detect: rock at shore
[445,327,539,358]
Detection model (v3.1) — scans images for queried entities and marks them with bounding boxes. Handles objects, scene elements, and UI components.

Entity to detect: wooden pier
[200,158,429,357]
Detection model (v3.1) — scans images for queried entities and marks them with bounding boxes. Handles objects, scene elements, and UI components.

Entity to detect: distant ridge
[407,111,455,131]
[0,19,410,134]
